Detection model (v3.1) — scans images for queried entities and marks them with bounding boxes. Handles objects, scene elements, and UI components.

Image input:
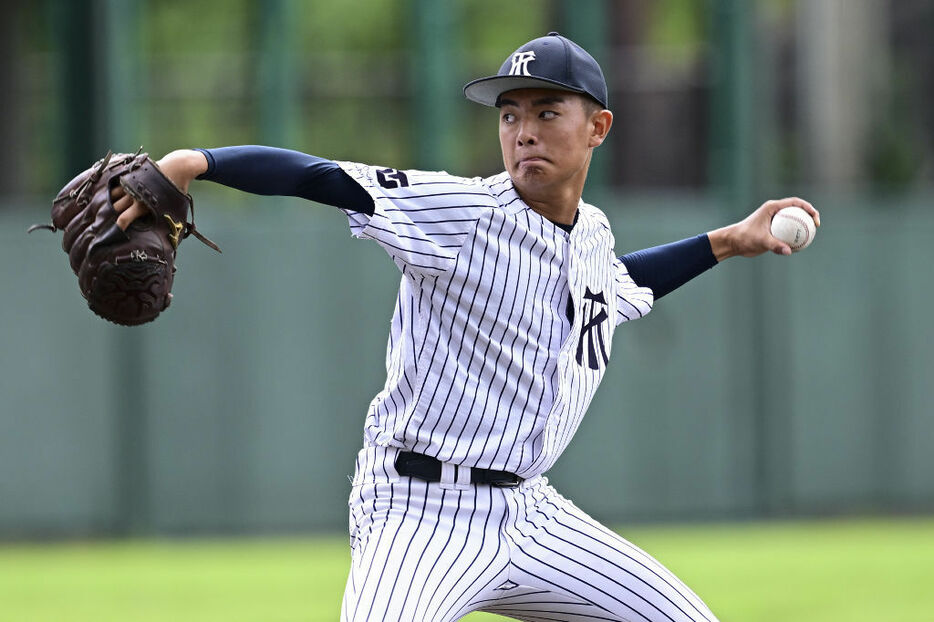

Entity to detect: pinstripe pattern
[335,164,715,621]
[338,164,653,479]
[341,448,718,622]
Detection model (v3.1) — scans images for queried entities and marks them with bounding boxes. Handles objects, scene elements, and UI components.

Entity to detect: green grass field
[1,518,932,622]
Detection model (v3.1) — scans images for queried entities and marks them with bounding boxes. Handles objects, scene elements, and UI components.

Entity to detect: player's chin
[513,162,550,181]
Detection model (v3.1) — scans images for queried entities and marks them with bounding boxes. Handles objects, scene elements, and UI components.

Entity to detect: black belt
[394,451,523,488]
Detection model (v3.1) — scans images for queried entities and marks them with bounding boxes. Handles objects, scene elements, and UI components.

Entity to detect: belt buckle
[488,472,521,488]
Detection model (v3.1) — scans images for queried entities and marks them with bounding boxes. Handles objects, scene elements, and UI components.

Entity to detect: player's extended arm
[111,148,819,302]
[113,146,375,229]
[620,235,716,300]
[194,146,375,213]
[620,198,820,300]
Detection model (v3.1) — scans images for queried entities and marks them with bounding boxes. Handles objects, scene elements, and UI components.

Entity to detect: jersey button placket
[549,235,580,452]
[564,234,583,354]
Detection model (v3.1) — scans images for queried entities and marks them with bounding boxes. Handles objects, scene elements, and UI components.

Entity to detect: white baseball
[770,206,816,252]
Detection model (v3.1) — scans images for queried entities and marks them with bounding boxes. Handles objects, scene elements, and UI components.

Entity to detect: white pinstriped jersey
[338,162,654,480]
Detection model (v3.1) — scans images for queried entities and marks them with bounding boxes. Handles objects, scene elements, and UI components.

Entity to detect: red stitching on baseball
[782,213,811,248]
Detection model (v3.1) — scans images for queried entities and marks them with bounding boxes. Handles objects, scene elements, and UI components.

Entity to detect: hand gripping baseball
[708,197,820,261]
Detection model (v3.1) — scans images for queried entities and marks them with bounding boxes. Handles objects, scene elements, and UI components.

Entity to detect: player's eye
[540,110,558,120]
[501,112,516,123]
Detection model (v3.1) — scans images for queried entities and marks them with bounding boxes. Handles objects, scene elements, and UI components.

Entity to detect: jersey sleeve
[336,161,495,276]
[614,256,655,325]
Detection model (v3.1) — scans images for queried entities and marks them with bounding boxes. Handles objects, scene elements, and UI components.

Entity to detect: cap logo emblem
[508,51,536,76]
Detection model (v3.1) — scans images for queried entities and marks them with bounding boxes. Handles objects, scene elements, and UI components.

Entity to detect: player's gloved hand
[113,149,209,229]
[708,197,820,260]
[33,148,219,325]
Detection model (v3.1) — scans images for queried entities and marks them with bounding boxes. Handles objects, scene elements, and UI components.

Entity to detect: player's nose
[516,122,537,146]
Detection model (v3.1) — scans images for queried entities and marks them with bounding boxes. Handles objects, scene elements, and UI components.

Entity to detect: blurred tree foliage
[12,0,551,199]
[137,0,551,182]
[5,0,931,198]
[645,0,705,70]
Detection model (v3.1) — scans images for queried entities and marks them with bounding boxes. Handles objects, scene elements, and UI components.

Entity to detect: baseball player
[113,33,818,621]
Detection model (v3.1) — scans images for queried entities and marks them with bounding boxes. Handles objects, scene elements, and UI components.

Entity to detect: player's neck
[524,197,578,226]
[514,178,585,226]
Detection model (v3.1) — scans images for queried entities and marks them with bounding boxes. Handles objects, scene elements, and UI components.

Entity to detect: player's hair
[582,96,605,117]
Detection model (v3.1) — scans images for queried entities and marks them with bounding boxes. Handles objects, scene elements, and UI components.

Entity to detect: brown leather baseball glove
[31,150,220,326]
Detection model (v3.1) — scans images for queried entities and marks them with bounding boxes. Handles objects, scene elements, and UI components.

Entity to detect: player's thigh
[506,486,718,622]
[341,479,509,622]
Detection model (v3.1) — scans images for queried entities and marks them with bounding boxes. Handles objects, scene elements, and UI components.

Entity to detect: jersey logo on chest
[576,287,609,370]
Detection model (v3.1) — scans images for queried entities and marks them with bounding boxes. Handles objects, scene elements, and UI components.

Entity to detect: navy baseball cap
[464,32,608,109]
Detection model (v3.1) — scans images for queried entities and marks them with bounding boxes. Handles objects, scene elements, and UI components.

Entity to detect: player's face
[497,89,611,200]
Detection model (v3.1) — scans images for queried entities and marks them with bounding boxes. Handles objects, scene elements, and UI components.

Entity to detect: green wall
[1,193,932,536]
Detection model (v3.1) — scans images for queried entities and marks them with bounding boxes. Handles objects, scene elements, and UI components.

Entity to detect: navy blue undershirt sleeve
[620,234,718,300]
[195,146,375,214]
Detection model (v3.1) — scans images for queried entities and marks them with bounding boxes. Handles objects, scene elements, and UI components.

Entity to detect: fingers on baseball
[770,197,821,227]
[761,228,792,256]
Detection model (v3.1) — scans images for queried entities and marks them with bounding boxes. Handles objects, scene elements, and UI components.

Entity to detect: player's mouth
[517,156,549,167]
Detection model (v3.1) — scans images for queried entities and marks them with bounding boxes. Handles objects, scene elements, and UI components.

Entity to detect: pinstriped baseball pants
[341,457,719,621]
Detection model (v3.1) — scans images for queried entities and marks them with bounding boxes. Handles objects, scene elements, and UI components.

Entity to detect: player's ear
[588,108,613,148]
